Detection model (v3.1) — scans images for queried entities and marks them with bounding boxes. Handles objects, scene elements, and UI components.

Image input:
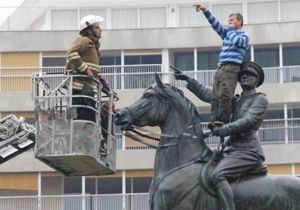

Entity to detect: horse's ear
[155,73,164,88]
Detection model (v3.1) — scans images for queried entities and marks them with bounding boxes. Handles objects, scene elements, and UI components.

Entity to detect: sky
[0,0,24,26]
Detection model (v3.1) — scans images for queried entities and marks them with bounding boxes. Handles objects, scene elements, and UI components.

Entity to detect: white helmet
[80,15,105,33]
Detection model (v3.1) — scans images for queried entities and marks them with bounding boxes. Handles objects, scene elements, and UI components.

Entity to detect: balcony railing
[116,118,300,150]
[0,65,300,91]
[0,193,150,210]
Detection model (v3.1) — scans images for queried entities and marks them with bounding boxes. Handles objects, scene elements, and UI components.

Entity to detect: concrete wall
[0,92,33,112]
[0,143,300,173]
[0,21,300,52]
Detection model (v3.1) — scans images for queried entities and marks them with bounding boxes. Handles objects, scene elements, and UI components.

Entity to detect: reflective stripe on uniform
[86,62,101,73]
[72,86,83,90]
[72,81,84,90]
[78,62,88,72]
[92,85,98,93]
[67,52,81,61]
[72,81,98,93]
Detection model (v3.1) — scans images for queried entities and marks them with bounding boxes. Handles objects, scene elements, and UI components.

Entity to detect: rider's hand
[211,126,229,137]
[174,70,189,80]
[193,4,206,12]
[175,73,190,81]
[86,68,95,79]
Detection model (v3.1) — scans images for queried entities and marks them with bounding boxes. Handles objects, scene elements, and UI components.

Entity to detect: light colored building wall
[1,52,40,67]
[0,21,300,52]
[1,144,300,173]
[0,52,40,91]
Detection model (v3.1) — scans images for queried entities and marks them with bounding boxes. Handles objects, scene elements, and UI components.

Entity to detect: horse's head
[115,74,201,134]
[115,74,170,130]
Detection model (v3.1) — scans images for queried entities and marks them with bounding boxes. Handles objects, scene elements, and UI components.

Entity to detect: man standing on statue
[193,3,249,128]
[174,61,268,210]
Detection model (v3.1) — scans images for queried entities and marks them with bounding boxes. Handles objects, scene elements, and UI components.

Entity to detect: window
[288,108,300,119]
[212,3,242,25]
[101,56,121,65]
[281,0,300,22]
[140,7,166,28]
[264,109,284,119]
[197,49,219,70]
[64,177,82,194]
[51,9,78,30]
[100,52,122,89]
[41,175,63,195]
[42,56,66,74]
[112,8,138,29]
[283,45,300,66]
[248,1,278,24]
[260,109,285,144]
[173,51,194,71]
[179,6,208,27]
[287,107,300,141]
[124,55,162,65]
[126,177,152,193]
[86,178,96,194]
[244,48,251,62]
[123,54,162,89]
[254,46,279,67]
[97,177,122,194]
[42,57,66,67]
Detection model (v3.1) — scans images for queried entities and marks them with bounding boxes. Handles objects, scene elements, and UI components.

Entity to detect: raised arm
[173,67,212,103]
[194,4,227,39]
[186,78,213,103]
[202,9,227,39]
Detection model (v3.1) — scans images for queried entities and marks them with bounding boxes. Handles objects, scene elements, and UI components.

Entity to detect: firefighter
[65,15,109,122]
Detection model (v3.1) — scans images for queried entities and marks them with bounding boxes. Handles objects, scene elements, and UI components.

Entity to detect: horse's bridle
[124,123,205,149]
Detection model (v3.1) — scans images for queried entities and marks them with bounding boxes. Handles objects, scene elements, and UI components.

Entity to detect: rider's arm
[186,78,212,103]
[202,9,228,39]
[66,37,90,73]
[217,94,268,136]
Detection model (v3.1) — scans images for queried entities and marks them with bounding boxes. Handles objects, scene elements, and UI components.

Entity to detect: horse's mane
[163,84,202,122]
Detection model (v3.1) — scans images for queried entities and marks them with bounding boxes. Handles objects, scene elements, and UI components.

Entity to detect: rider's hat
[238,61,264,87]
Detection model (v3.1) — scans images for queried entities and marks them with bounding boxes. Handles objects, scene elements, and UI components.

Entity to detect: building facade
[0,0,300,209]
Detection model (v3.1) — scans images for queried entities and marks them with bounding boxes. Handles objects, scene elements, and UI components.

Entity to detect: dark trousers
[211,63,241,123]
[211,150,263,185]
[72,90,96,122]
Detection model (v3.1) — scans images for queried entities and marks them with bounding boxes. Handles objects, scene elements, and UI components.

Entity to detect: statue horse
[115,75,300,210]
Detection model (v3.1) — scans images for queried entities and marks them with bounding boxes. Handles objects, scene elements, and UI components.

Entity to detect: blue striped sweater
[203,9,249,65]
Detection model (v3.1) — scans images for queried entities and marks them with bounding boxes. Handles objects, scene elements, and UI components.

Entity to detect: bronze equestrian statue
[115,62,300,210]
[175,61,267,210]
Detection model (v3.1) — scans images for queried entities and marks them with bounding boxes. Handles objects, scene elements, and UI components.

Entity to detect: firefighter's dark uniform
[65,35,101,122]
